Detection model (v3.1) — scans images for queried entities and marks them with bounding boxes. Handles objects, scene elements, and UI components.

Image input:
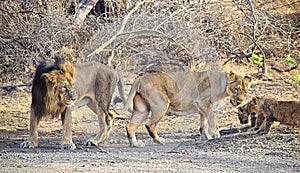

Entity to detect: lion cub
[238,97,300,134]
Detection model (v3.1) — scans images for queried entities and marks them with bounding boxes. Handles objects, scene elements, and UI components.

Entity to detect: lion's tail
[117,75,126,107]
[121,79,140,115]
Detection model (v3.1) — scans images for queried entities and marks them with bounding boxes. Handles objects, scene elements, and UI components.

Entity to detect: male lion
[123,71,252,147]
[238,97,300,135]
[20,57,125,150]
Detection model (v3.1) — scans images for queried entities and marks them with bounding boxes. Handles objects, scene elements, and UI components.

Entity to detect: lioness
[20,57,125,150]
[238,97,300,135]
[123,71,252,147]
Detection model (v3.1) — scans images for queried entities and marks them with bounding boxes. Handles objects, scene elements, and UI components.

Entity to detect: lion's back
[137,71,228,111]
[270,100,300,126]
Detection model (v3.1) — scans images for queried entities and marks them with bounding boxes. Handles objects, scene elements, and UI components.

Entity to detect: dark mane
[31,57,64,120]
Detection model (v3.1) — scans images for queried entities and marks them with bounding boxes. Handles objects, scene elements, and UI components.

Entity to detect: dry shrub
[0,0,94,84]
[0,0,299,84]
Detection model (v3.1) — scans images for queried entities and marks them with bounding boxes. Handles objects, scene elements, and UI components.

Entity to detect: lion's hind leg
[84,103,109,146]
[84,76,117,146]
[145,103,169,145]
[145,92,170,145]
[127,94,149,147]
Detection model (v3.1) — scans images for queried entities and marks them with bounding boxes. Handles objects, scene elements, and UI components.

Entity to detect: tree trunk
[74,0,99,25]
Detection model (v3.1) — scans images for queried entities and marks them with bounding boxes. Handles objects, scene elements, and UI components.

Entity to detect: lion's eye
[62,87,67,93]
[233,87,238,93]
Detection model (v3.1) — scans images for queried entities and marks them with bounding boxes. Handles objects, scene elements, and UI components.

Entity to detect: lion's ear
[42,72,58,84]
[244,75,252,83]
[251,97,259,105]
[54,56,65,67]
[59,62,75,78]
[228,71,238,81]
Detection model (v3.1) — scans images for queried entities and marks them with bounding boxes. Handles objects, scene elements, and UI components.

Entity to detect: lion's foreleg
[254,112,265,130]
[257,114,274,135]
[199,113,211,140]
[199,108,220,140]
[61,108,76,150]
[20,107,40,148]
[250,116,256,128]
[206,112,220,139]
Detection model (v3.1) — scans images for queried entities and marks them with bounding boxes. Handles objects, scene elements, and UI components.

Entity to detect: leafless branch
[87,0,149,60]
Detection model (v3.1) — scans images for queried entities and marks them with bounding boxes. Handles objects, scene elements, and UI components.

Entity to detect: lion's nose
[70,90,77,101]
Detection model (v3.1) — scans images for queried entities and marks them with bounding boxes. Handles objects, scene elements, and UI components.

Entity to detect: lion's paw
[247,128,257,132]
[153,137,165,145]
[84,139,97,147]
[129,139,145,148]
[61,143,76,150]
[257,130,268,135]
[212,133,220,139]
[20,141,37,149]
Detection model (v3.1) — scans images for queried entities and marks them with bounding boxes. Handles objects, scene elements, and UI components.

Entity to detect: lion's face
[237,97,258,124]
[43,62,77,107]
[227,72,252,106]
[237,104,250,124]
[54,75,77,107]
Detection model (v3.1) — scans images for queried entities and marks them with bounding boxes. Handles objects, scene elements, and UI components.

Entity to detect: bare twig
[87,0,149,60]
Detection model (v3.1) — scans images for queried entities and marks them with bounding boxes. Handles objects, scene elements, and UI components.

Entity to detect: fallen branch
[0,83,32,89]
[270,65,299,73]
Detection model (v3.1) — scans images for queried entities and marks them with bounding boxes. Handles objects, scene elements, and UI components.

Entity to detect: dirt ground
[0,68,300,173]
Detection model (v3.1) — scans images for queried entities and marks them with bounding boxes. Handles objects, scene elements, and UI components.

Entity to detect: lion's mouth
[250,112,257,117]
[65,100,75,107]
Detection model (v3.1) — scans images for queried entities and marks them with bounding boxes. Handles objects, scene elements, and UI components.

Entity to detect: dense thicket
[0,0,299,84]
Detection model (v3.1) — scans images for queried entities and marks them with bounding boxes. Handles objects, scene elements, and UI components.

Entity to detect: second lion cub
[238,97,300,134]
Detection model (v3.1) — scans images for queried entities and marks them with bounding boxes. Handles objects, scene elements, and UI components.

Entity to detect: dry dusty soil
[0,77,299,173]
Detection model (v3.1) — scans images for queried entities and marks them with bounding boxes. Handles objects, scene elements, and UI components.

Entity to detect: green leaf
[250,54,263,66]
[284,54,296,65]
[293,74,300,84]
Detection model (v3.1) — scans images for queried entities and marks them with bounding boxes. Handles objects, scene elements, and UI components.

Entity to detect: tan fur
[42,65,75,117]
[238,97,300,134]
[123,71,251,147]
[20,58,125,150]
